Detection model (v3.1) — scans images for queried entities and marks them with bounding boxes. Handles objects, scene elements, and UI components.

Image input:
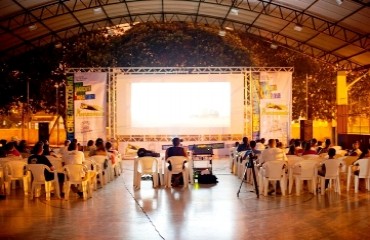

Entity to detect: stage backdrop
[116,74,245,136]
[254,71,292,144]
[74,72,107,145]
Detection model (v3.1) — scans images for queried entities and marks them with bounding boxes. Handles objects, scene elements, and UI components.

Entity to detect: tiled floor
[1,159,370,240]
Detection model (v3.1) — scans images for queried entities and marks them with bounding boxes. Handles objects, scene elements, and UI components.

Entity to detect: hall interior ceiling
[0,0,369,71]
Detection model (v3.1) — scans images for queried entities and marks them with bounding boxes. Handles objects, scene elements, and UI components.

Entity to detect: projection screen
[116,74,245,135]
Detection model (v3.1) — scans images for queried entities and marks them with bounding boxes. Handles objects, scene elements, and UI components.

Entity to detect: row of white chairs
[134,156,189,190]
[231,151,370,196]
[0,153,125,200]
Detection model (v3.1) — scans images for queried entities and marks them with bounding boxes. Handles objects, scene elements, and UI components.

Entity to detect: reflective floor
[1,159,370,240]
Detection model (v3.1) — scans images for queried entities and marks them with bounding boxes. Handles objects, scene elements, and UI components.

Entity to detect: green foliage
[0,22,367,122]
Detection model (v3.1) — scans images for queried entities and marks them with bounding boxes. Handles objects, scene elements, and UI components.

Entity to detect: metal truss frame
[2,0,369,70]
[65,66,293,142]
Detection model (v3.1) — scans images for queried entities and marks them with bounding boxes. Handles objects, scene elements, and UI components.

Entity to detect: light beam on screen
[131,82,230,128]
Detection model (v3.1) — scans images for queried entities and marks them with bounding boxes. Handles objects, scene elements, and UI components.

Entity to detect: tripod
[237,154,259,198]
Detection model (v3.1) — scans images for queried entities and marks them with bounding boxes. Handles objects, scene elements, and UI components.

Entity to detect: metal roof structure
[1,0,369,71]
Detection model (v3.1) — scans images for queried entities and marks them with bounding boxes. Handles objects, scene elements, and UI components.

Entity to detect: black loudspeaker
[300,120,313,141]
[38,122,50,142]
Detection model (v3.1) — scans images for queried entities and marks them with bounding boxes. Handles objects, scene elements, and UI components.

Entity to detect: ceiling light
[270,43,278,49]
[28,24,37,31]
[54,43,62,49]
[336,0,343,5]
[93,7,103,14]
[218,30,226,37]
[225,26,234,31]
[294,24,303,32]
[230,8,239,15]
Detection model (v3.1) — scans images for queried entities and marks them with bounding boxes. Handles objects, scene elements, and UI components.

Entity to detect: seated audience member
[90,138,107,156]
[310,138,318,151]
[5,141,21,157]
[318,139,331,154]
[259,139,287,165]
[318,148,337,189]
[0,139,7,157]
[302,141,317,155]
[237,137,250,152]
[18,140,31,158]
[59,140,71,159]
[296,141,306,156]
[287,145,296,155]
[42,140,52,156]
[106,141,119,164]
[165,137,188,160]
[28,142,66,195]
[86,140,95,157]
[346,141,362,156]
[64,142,85,165]
[256,138,266,151]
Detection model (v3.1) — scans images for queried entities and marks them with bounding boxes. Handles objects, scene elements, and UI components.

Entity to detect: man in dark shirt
[237,137,250,152]
[28,142,55,181]
[165,138,188,160]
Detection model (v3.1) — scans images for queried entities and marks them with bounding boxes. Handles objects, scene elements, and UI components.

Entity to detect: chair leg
[295,178,300,196]
[336,176,341,195]
[346,170,351,191]
[45,182,52,201]
[81,182,88,200]
[321,177,325,195]
[64,183,71,200]
[354,176,359,193]
[263,179,269,196]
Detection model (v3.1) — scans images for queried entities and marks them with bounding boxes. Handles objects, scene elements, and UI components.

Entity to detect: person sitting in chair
[165,138,188,187]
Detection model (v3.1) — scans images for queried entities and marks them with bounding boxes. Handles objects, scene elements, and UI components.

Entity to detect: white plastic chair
[89,155,109,186]
[27,164,60,201]
[292,160,318,196]
[319,159,342,195]
[83,159,98,190]
[134,157,159,189]
[166,156,189,188]
[346,158,370,193]
[47,155,63,170]
[259,160,287,196]
[63,164,91,200]
[4,160,29,195]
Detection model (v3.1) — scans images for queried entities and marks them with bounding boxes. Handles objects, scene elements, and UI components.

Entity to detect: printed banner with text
[74,72,107,145]
[256,72,292,144]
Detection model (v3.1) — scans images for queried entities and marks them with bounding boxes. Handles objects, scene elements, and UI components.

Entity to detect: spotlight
[336,0,343,5]
[270,43,278,49]
[28,24,37,31]
[93,7,103,14]
[294,24,303,32]
[54,43,62,49]
[230,8,239,15]
[218,30,226,37]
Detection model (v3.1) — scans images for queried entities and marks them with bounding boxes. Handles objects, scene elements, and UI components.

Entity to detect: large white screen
[131,82,230,128]
[116,74,244,135]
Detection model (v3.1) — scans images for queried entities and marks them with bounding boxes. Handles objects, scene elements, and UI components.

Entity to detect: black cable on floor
[122,178,166,240]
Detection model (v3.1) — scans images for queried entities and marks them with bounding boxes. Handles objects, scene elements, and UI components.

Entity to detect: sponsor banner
[257,72,292,144]
[74,72,107,145]
[66,74,75,141]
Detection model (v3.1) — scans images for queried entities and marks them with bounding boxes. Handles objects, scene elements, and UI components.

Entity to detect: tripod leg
[251,164,259,198]
[237,166,249,197]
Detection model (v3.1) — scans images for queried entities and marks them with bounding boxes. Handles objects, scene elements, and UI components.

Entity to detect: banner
[256,72,292,144]
[74,72,107,145]
[66,74,75,141]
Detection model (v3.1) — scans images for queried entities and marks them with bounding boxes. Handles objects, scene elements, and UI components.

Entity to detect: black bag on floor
[198,174,218,184]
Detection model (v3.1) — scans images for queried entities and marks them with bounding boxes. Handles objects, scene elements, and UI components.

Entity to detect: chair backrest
[47,156,63,170]
[5,160,27,178]
[167,156,188,172]
[64,164,87,181]
[322,159,341,178]
[263,160,286,179]
[302,154,319,160]
[137,157,158,173]
[353,158,370,177]
[89,155,109,170]
[83,159,97,171]
[27,164,50,182]
[296,160,318,178]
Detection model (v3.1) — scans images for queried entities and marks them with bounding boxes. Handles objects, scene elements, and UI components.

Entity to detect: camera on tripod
[246,151,258,168]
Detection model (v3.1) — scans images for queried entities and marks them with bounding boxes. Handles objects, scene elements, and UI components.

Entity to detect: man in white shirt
[63,142,85,165]
[259,139,287,165]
